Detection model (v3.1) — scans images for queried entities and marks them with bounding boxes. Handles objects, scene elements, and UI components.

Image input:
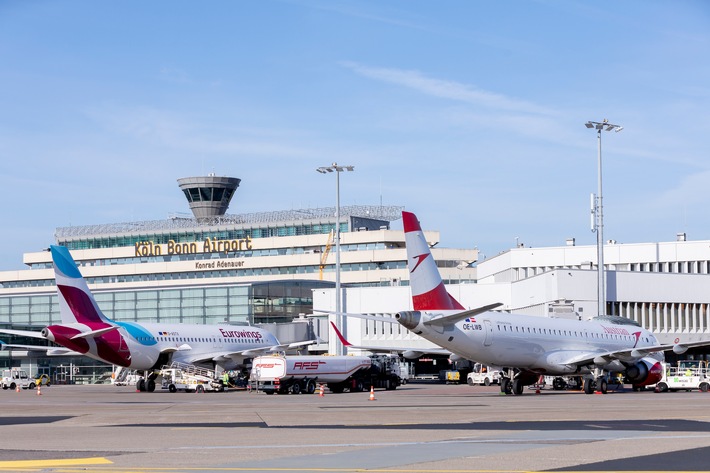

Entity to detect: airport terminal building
[3,174,710,381]
[0,175,476,380]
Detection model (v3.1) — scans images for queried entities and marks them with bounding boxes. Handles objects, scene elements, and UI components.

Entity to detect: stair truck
[250,354,403,394]
[159,362,224,393]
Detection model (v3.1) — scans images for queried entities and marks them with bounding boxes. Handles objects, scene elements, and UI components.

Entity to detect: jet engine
[395,311,422,332]
[625,358,663,386]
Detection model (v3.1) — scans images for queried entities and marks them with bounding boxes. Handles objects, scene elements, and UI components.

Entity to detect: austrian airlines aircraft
[0,245,312,391]
[396,211,710,395]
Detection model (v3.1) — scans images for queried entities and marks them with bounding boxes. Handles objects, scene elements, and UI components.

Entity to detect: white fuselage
[124,322,279,370]
[44,320,280,371]
[405,311,662,375]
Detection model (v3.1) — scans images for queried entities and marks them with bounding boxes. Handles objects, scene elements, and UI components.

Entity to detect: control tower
[177,174,241,221]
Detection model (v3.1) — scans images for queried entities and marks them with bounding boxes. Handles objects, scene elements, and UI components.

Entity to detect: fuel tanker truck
[250,354,404,394]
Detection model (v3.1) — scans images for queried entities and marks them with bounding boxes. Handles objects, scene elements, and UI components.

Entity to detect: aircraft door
[483,320,493,346]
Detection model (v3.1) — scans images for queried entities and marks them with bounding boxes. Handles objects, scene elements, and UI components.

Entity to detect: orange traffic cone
[15,385,20,393]
[319,384,325,397]
[368,386,376,401]
[37,385,42,396]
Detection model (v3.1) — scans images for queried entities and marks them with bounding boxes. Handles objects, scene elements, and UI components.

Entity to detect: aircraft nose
[395,311,421,330]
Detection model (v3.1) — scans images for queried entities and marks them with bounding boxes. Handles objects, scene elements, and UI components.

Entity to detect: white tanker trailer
[250,354,403,394]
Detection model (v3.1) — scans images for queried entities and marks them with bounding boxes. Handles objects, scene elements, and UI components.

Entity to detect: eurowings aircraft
[396,211,710,395]
[0,245,312,391]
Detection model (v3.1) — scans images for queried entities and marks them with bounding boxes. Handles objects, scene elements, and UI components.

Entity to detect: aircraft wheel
[500,378,511,395]
[583,378,595,394]
[512,379,524,395]
[597,378,607,394]
[137,379,145,392]
[168,384,177,393]
[146,379,156,392]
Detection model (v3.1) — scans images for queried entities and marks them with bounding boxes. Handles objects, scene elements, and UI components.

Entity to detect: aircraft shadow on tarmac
[0,416,71,426]
[546,446,710,472]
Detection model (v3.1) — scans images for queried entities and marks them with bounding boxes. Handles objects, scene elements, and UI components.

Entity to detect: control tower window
[199,188,212,202]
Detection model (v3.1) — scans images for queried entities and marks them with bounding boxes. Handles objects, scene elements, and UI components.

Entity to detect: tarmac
[1,382,710,472]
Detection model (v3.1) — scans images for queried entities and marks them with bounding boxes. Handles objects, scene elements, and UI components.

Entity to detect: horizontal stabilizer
[423,303,504,327]
[311,310,395,323]
[70,325,120,340]
[0,328,46,339]
[329,321,450,357]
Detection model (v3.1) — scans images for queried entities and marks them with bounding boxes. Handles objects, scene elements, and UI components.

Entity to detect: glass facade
[59,222,348,252]
[0,281,331,328]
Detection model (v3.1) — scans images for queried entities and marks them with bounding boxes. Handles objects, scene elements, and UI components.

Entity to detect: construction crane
[319,229,335,280]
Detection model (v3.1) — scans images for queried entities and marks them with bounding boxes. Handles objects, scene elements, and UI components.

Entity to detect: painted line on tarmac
[0,457,112,469]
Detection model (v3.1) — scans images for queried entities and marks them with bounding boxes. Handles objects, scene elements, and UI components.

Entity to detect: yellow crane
[319,229,335,280]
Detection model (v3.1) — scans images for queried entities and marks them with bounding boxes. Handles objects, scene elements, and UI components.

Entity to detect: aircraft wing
[329,321,450,359]
[170,340,319,365]
[560,339,710,368]
[239,340,318,357]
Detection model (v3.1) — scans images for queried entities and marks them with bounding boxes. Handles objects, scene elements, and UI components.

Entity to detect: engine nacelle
[395,311,422,331]
[625,358,663,386]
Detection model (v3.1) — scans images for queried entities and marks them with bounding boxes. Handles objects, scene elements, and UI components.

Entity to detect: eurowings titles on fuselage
[0,245,312,392]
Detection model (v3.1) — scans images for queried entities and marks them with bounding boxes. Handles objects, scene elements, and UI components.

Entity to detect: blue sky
[0,1,708,269]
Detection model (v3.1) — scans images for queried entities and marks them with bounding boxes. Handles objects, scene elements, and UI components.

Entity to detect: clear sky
[0,1,708,269]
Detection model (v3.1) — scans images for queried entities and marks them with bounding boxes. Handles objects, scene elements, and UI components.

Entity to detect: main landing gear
[583,368,608,395]
[499,369,537,395]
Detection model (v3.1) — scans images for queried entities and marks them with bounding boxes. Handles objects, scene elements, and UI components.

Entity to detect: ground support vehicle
[250,354,403,394]
[34,374,51,387]
[654,360,710,393]
[112,368,140,387]
[160,362,223,393]
[1,369,36,390]
[466,363,500,386]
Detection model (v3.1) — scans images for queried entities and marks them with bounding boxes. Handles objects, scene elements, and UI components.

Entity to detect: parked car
[34,374,51,386]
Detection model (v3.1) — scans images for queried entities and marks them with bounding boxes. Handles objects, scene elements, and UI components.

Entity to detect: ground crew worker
[222,371,230,387]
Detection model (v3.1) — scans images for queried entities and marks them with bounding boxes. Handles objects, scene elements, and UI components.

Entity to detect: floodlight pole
[585,119,623,317]
[316,162,354,355]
